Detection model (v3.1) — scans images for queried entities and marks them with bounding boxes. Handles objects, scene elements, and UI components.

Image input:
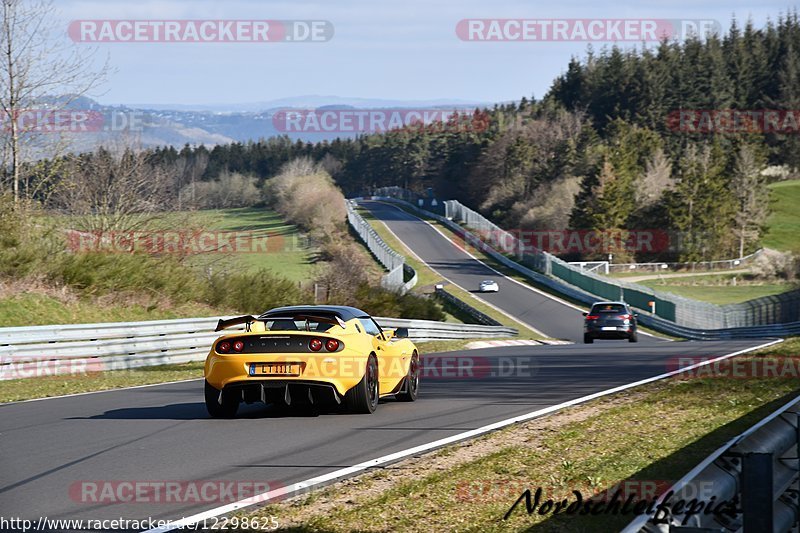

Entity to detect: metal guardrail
[623,393,800,532]
[0,315,517,380]
[365,196,795,340]
[434,286,504,327]
[345,199,416,294]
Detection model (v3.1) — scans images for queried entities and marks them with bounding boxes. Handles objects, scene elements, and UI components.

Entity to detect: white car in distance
[479,279,499,292]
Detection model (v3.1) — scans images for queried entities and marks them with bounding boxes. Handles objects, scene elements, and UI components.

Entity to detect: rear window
[591,304,626,314]
[265,319,334,332]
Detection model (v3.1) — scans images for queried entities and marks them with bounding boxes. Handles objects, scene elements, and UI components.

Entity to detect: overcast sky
[56,0,795,108]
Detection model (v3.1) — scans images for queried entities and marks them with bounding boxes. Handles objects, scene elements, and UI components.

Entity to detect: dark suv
[582,301,638,343]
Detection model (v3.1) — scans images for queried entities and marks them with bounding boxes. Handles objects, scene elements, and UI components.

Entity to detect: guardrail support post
[741,452,773,532]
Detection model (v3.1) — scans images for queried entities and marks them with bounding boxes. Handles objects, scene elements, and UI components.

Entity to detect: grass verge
[0,362,204,403]
[0,290,221,328]
[242,339,799,532]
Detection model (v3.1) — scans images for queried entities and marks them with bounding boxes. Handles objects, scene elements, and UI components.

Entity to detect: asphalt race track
[362,200,646,343]
[0,340,770,524]
[0,201,776,527]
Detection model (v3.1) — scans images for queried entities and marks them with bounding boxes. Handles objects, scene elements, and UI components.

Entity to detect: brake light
[325,339,340,352]
[618,314,631,320]
[217,340,231,353]
[233,340,245,352]
[309,339,323,351]
[585,315,599,320]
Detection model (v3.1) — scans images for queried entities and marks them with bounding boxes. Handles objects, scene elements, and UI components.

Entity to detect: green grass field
[637,273,795,305]
[174,207,318,282]
[763,179,800,254]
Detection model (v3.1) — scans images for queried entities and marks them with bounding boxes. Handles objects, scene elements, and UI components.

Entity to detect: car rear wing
[215,315,258,332]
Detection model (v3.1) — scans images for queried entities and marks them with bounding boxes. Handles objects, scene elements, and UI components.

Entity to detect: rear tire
[396,352,419,402]
[583,334,594,344]
[345,355,379,414]
[205,380,239,418]
[628,332,638,343]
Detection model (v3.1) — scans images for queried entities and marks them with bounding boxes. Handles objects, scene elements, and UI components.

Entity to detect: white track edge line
[146,338,782,532]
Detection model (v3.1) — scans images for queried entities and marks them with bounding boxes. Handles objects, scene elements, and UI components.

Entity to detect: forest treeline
[23,13,800,262]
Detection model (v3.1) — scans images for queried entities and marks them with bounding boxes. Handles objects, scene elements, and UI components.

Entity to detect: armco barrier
[0,316,517,380]
[442,198,800,329]
[362,196,794,340]
[434,286,503,326]
[623,393,800,532]
[346,199,412,293]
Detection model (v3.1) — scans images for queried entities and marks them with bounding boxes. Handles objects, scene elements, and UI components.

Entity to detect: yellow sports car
[204,305,420,417]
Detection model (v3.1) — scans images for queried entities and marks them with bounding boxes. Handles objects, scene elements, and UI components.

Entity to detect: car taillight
[233,340,245,352]
[309,339,323,351]
[325,339,339,352]
[618,314,631,320]
[217,340,231,353]
[585,315,599,320]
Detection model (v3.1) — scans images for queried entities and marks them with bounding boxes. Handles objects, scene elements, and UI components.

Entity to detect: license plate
[601,327,617,331]
[249,363,300,376]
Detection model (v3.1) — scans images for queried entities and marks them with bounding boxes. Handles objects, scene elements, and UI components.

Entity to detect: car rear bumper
[585,325,636,339]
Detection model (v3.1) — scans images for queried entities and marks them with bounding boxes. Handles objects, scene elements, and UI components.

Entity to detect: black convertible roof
[258,305,368,321]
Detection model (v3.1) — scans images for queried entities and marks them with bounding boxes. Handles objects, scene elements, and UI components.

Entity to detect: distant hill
[45,95,490,152]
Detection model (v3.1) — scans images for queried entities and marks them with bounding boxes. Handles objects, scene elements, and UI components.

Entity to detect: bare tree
[185,171,260,209]
[0,0,108,203]
[51,147,170,234]
[732,145,769,257]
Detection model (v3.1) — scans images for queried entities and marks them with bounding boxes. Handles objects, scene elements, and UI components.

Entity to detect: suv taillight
[585,315,599,320]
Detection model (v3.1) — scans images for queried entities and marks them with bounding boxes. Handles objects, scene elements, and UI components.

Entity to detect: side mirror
[581,311,588,316]
[395,327,409,338]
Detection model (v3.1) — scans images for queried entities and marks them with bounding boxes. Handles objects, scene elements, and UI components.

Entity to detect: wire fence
[607,249,763,273]
[441,199,800,329]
